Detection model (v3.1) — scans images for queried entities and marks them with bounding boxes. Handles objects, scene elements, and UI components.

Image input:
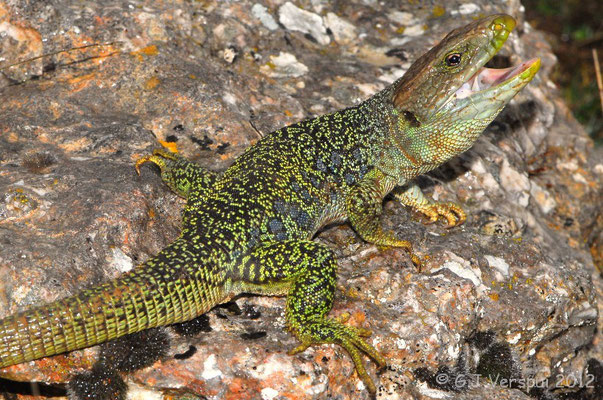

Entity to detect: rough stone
[251,3,278,31]
[323,12,357,45]
[0,1,600,399]
[278,2,330,46]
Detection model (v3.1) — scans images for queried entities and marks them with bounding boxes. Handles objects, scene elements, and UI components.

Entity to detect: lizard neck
[359,83,486,185]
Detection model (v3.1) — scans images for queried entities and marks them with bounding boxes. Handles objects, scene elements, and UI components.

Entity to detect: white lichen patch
[261,52,309,78]
[202,354,222,380]
[403,23,427,36]
[507,332,522,344]
[378,67,409,84]
[250,353,294,380]
[451,3,480,15]
[110,247,133,273]
[530,182,557,214]
[395,337,407,350]
[11,284,30,305]
[484,255,510,280]
[278,2,330,45]
[126,383,162,400]
[261,387,280,400]
[557,159,579,171]
[324,12,357,44]
[252,4,278,31]
[500,159,530,207]
[571,172,589,184]
[433,252,485,292]
[447,343,460,359]
[387,11,417,26]
[222,92,238,106]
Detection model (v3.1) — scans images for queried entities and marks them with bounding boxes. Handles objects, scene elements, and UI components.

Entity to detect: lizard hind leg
[236,240,386,394]
[135,148,218,199]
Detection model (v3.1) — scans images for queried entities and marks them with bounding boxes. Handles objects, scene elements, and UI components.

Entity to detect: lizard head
[388,14,540,166]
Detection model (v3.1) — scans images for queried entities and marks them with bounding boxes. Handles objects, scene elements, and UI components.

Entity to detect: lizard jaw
[438,55,541,119]
[454,58,541,100]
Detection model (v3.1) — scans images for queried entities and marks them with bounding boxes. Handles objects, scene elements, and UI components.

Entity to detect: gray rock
[0,1,600,399]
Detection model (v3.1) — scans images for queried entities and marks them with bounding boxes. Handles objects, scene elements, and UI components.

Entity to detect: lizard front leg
[136,148,218,200]
[346,168,421,266]
[394,183,466,227]
[234,240,386,394]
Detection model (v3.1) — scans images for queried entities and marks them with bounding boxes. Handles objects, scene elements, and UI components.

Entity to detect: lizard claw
[416,202,466,228]
[377,232,422,269]
[135,155,154,175]
[135,149,178,175]
[289,317,386,394]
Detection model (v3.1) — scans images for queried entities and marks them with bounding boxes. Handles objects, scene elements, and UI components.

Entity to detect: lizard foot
[135,149,178,175]
[288,317,386,394]
[376,231,422,268]
[414,202,466,228]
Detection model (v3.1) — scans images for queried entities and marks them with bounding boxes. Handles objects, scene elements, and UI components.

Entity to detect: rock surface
[0,0,601,399]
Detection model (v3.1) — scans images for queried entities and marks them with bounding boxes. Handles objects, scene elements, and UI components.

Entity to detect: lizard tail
[0,238,224,368]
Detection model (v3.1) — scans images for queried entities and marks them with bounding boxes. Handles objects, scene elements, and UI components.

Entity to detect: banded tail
[0,238,223,368]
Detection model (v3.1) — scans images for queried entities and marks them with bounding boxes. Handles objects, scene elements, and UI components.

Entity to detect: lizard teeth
[454,81,473,99]
[452,59,537,101]
[472,73,482,91]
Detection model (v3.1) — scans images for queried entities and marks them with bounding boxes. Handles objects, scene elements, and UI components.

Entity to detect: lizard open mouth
[442,14,541,110]
[454,58,541,100]
[393,14,540,119]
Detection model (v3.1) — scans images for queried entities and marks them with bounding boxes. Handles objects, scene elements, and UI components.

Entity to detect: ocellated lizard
[0,14,540,393]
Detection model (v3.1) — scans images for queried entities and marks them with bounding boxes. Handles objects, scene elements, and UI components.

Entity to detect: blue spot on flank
[289,204,300,219]
[344,173,355,185]
[269,218,283,233]
[316,158,327,172]
[274,199,286,214]
[291,180,301,193]
[301,188,311,201]
[297,210,310,229]
[330,152,341,167]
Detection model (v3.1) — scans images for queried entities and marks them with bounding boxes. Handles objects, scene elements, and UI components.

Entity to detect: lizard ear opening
[402,110,421,128]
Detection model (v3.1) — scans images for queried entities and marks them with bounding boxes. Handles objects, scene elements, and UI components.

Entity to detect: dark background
[524,0,603,145]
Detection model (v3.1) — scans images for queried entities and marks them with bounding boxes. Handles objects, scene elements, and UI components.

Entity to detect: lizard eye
[445,53,462,66]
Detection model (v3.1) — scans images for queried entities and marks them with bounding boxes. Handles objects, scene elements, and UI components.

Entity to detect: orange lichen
[144,76,160,90]
[58,137,93,152]
[224,377,262,400]
[159,140,178,153]
[68,73,96,92]
[131,44,159,61]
